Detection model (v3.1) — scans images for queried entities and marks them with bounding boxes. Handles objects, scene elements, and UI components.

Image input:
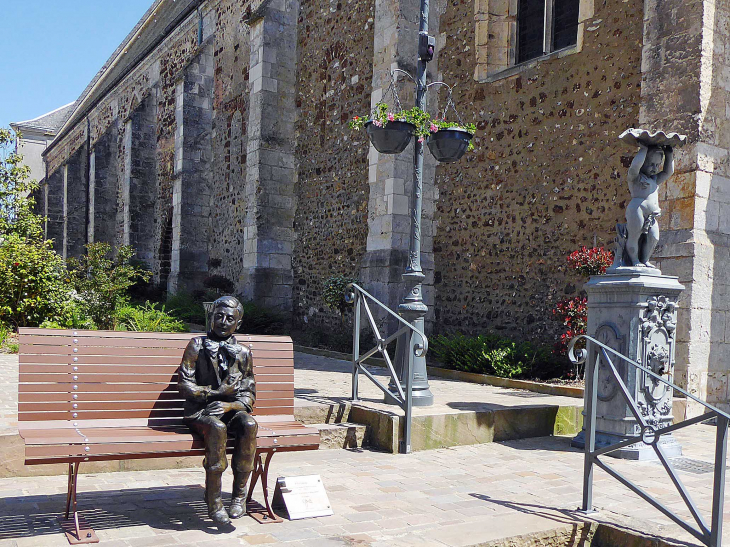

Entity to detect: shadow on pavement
[0,484,247,540]
[468,493,698,547]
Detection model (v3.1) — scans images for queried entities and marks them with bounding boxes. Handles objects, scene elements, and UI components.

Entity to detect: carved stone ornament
[638,296,677,422]
[594,323,625,402]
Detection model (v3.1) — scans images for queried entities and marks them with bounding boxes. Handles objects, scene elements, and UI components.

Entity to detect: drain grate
[660,457,719,474]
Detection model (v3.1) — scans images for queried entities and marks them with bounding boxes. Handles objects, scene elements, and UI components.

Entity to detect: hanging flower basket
[365,119,415,154]
[427,126,474,163]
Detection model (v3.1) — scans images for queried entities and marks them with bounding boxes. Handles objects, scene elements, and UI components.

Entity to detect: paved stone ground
[0,355,18,436]
[0,352,727,546]
[293,352,582,416]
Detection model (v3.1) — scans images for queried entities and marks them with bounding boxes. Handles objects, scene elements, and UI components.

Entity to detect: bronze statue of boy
[178,296,257,525]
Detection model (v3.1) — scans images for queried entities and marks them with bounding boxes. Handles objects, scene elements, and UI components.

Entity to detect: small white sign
[272,475,334,520]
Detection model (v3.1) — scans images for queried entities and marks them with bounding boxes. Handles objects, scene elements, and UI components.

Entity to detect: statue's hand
[216,375,241,398]
[202,401,229,416]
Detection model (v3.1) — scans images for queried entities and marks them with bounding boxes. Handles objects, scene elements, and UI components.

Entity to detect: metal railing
[345,283,428,454]
[569,335,730,546]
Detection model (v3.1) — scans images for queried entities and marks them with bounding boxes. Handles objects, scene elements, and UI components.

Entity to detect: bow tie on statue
[203,338,241,375]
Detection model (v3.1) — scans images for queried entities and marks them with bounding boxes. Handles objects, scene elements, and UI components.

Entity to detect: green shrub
[430,332,567,380]
[67,243,151,330]
[0,128,75,328]
[323,275,358,314]
[166,293,207,325]
[0,234,75,327]
[240,301,288,335]
[115,302,187,332]
[40,301,96,330]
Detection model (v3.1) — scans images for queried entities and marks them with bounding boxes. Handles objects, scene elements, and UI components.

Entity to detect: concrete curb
[294,345,584,398]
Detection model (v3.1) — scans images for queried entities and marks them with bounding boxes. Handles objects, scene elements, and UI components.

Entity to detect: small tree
[67,243,151,330]
[0,128,74,328]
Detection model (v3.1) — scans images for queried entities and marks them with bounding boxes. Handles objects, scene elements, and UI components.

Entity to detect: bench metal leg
[245,450,282,524]
[59,461,99,545]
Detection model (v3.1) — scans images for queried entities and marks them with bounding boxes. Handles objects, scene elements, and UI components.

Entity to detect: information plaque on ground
[272,475,334,520]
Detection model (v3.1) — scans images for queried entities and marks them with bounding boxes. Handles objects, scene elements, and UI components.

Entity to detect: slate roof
[11,102,77,134]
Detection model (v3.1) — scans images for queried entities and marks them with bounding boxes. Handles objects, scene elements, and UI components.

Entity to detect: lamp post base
[385,313,434,407]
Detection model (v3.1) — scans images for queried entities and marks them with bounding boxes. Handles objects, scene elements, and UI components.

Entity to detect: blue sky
[0,1,153,130]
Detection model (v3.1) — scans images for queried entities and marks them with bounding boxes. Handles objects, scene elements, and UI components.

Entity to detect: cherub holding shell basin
[613,129,687,270]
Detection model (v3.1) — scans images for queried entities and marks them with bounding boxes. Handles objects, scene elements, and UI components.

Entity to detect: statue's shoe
[228,497,246,519]
[210,506,232,525]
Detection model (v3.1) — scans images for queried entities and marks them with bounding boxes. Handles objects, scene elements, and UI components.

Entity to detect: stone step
[294,401,352,425]
[312,422,367,450]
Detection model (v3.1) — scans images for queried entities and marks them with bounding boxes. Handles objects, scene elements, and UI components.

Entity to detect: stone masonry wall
[292,0,375,329]
[209,0,252,289]
[89,121,119,248]
[433,0,644,342]
[65,146,87,259]
[641,0,730,411]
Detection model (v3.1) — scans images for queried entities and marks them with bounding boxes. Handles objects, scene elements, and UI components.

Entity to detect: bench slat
[19,347,293,359]
[18,386,293,403]
[19,329,293,343]
[19,352,294,366]
[23,423,314,445]
[25,433,320,457]
[18,389,294,411]
[20,336,293,351]
[19,373,294,389]
[19,404,295,421]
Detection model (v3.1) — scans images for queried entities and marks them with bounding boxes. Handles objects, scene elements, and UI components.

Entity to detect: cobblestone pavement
[0,352,727,546]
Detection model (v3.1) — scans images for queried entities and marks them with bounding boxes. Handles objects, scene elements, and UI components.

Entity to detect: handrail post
[582,342,598,512]
[402,330,414,454]
[352,291,361,402]
[710,414,728,547]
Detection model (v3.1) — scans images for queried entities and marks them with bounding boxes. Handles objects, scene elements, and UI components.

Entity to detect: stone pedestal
[572,272,684,460]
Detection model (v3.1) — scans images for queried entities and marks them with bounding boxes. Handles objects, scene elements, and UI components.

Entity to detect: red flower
[13,262,20,267]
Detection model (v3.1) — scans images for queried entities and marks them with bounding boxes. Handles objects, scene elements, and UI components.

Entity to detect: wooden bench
[17,328,319,543]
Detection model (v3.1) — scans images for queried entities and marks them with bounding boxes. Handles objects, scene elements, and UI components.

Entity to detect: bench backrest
[18,328,295,425]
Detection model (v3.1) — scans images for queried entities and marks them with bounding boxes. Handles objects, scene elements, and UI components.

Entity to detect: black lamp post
[385,0,436,407]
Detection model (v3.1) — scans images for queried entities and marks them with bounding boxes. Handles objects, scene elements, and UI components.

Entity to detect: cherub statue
[610,129,687,272]
[625,143,673,267]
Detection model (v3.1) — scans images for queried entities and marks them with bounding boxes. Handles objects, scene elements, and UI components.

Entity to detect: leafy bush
[0,234,75,327]
[240,301,288,335]
[552,296,588,354]
[552,245,610,360]
[323,275,358,315]
[0,323,17,353]
[430,332,567,380]
[116,302,187,332]
[165,293,286,334]
[67,243,151,330]
[567,246,613,277]
[0,128,75,328]
[165,293,207,325]
[0,128,42,240]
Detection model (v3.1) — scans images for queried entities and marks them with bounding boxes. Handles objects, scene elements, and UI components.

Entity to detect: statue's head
[641,146,665,177]
[208,295,244,340]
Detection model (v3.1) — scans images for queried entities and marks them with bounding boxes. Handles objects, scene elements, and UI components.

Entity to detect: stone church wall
[39,0,730,408]
[433,0,644,340]
[291,0,375,331]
